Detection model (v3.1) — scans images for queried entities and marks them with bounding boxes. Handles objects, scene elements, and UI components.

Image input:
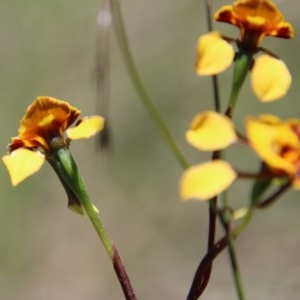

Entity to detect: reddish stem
[112,244,137,300]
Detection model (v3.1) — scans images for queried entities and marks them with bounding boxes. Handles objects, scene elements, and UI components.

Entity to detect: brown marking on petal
[271,23,294,39]
[215,6,237,25]
[214,0,294,50]
[290,123,300,140]
[189,113,211,131]
[13,96,81,152]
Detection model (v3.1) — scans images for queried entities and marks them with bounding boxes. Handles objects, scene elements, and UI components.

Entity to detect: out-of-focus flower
[196,0,294,101]
[246,115,300,188]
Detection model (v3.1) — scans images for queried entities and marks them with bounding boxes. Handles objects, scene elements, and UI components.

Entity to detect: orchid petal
[196,31,234,75]
[186,111,237,151]
[2,148,45,186]
[67,116,105,140]
[180,160,237,201]
[251,55,291,102]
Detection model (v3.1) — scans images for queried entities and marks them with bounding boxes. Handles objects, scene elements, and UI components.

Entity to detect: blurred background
[0,0,300,299]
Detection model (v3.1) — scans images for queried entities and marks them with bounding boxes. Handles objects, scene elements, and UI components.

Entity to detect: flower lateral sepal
[251,55,291,102]
[2,148,45,186]
[67,116,105,140]
[186,111,237,151]
[180,160,237,201]
[196,31,235,76]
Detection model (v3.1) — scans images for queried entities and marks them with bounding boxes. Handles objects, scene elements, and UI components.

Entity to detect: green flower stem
[220,209,246,300]
[110,0,189,169]
[48,146,136,300]
[226,52,253,117]
[225,228,245,300]
[220,182,246,300]
[50,147,113,256]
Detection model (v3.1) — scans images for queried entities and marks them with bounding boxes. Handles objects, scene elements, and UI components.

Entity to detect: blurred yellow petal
[196,31,234,75]
[186,111,237,151]
[292,179,300,190]
[2,148,45,186]
[251,55,291,102]
[180,160,236,201]
[257,114,281,125]
[67,116,105,140]
[246,117,296,174]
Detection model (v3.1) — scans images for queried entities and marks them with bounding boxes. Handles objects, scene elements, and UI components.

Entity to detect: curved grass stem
[110,0,189,169]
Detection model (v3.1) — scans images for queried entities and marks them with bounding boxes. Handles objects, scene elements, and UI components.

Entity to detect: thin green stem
[110,0,189,169]
[220,210,246,300]
[220,148,245,300]
[221,186,246,299]
[49,147,113,257]
[225,228,246,300]
[47,147,137,300]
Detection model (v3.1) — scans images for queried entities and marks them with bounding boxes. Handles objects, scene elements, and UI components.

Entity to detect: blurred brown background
[0,0,300,299]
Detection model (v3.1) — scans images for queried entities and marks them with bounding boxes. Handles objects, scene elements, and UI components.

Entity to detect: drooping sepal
[2,148,45,186]
[180,160,237,201]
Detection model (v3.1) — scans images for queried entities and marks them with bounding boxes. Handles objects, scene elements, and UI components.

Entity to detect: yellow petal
[292,178,300,190]
[246,117,297,174]
[186,111,237,151]
[196,31,234,75]
[66,116,104,140]
[2,148,45,186]
[180,160,237,201]
[251,55,291,102]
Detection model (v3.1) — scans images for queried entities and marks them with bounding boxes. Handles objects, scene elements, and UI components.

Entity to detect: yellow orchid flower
[196,0,294,101]
[2,96,104,186]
